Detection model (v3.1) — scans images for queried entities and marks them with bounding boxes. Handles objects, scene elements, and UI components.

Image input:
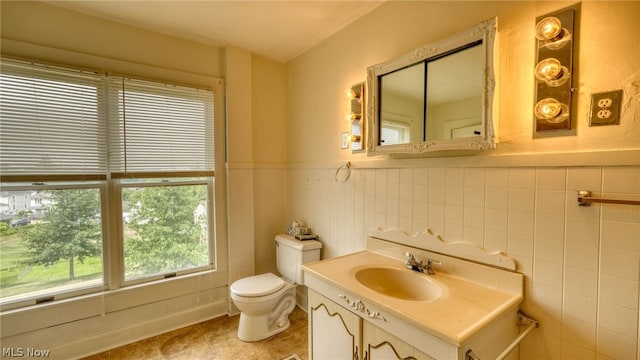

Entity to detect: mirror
[366,17,497,156]
[380,62,424,145]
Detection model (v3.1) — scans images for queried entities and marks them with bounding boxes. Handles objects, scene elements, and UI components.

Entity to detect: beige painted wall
[251,56,288,274]
[0,1,287,356]
[286,2,640,360]
[287,1,640,165]
[0,1,222,80]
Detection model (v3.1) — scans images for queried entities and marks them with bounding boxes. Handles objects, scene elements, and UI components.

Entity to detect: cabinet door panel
[364,322,434,360]
[309,289,362,360]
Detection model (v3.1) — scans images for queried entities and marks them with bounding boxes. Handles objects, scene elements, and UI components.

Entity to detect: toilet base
[236,292,296,342]
[237,312,291,342]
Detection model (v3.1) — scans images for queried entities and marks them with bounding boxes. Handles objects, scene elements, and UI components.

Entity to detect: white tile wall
[288,165,640,359]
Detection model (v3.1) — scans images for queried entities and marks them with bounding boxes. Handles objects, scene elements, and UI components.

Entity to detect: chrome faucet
[404,251,441,275]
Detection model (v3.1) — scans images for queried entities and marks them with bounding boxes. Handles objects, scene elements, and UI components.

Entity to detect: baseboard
[55,299,228,360]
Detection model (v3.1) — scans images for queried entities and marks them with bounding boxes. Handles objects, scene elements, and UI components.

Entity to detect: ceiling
[46,1,384,63]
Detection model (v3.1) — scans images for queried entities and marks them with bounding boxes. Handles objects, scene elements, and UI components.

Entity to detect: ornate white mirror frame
[366,17,498,156]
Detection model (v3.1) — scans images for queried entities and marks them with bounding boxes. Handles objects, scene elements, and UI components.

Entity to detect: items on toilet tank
[285,220,318,240]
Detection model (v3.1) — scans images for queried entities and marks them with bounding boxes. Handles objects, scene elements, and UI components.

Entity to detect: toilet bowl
[230,234,322,342]
[230,273,296,341]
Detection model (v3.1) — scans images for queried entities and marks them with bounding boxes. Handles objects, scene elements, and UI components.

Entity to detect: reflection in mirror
[426,42,483,141]
[367,17,497,156]
[380,62,424,146]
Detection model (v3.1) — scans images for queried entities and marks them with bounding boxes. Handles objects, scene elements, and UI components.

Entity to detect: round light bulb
[535,58,570,86]
[345,88,357,100]
[535,58,561,79]
[535,17,562,40]
[345,112,361,121]
[534,98,569,123]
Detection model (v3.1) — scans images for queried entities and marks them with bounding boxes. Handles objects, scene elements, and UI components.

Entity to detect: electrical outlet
[597,109,612,119]
[590,90,622,126]
[597,98,613,108]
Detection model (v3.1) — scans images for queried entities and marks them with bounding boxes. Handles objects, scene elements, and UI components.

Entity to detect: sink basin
[354,267,442,301]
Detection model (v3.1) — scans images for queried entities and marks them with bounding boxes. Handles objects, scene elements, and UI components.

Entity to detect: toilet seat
[231,273,286,298]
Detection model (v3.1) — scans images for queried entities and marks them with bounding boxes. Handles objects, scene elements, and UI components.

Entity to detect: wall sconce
[533,5,579,135]
[345,82,365,152]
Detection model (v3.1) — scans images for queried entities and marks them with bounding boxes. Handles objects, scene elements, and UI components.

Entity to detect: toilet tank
[275,234,322,284]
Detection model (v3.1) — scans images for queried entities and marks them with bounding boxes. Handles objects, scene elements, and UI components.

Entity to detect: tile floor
[82,307,308,360]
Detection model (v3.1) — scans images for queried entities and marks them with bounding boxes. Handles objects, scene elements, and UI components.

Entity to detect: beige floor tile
[82,307,308,360]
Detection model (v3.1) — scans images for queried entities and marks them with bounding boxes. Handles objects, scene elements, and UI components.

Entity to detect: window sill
[1,269,227,338]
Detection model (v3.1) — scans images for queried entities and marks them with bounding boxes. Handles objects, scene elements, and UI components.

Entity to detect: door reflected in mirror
[426,42,483,141]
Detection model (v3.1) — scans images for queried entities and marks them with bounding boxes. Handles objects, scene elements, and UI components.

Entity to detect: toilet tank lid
[275,234,322,250]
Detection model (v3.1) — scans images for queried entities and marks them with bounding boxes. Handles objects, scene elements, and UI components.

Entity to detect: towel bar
[578,190,640,207]
[465,311,539,360]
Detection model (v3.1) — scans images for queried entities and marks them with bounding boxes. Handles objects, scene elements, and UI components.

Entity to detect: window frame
[0,57,224,311]
[0,181,108,310]
[114,177,216,287]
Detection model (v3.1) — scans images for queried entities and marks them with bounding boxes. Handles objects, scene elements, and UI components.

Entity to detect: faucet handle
[427,258,442,266]
[404,252,418,270]
[424,258,442,275]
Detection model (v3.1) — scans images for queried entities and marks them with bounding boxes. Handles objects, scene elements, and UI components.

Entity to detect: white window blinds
[0,58,215,181]
[108,77,214,177]
[0,59,106,180]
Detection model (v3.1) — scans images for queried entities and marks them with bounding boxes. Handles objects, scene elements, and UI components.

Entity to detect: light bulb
[534,98,569,123]
[345,112,361,121]
[345,88,359,100]
[535,16,571,50]
[535,17,562,40]
[535,58,570,86]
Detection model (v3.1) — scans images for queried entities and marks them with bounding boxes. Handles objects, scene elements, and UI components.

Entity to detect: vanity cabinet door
[308,289,362,360]
[363,322,435,360]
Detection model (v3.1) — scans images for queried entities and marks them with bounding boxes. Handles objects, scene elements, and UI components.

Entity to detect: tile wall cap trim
[226,162,287,169]
[286,149,640,170]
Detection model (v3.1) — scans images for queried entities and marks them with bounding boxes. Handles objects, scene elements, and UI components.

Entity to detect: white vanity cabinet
[308,290,433,360]
[309,289,432,360]
[303,231,525,360]
[308,289,362,360]
[364,321,434,360]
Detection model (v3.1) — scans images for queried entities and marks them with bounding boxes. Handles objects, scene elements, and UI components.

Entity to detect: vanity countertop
[302,249,523,346]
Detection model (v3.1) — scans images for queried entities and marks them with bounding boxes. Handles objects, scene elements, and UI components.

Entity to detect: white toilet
[230,234,322,342]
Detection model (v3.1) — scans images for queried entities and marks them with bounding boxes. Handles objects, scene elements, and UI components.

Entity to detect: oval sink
[355,267,442,301]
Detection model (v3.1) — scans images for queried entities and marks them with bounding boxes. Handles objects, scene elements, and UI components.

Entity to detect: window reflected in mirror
[380,62,424,145]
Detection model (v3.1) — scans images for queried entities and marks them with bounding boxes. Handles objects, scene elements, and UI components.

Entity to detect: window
[109,76,215,285]
[0,58,216,308]
[381,122,411,145]
[121,180,211,282]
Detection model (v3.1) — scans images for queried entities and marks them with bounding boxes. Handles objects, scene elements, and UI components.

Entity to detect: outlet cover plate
[340,132,349,149]
[589,90,622,126]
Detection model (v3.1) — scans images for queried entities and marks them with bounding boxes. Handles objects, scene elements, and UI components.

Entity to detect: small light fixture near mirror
[345,82,365,152]
[533,5,579,135]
